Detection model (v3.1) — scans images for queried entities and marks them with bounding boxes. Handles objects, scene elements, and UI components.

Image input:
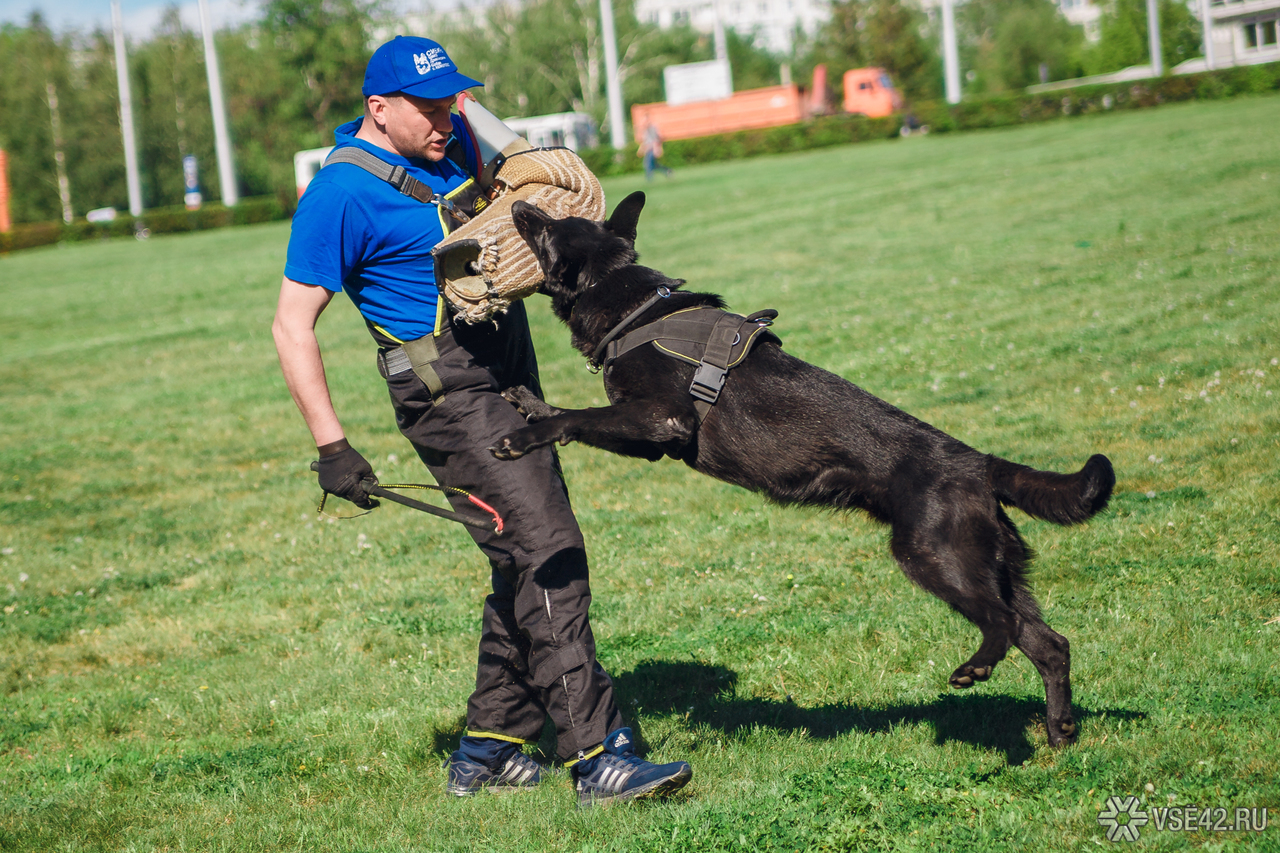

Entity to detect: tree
[0,17,69,223]
[434,0,778,139]
[797,0,942,103]
[131,7,218,208]
[959,0,1084,94]
[1083,0,1202,75]
[260,0,382,137]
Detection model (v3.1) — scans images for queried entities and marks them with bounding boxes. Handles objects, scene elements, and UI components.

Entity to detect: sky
[0,0,437,38]
[1,0,263,37]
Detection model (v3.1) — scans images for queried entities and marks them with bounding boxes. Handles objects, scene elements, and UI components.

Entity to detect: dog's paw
[949,663,994,689]
[488,436,527,461]
[500,386,556,423]
[1047,717,1078,747]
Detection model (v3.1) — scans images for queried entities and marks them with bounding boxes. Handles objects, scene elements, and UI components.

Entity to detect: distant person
[272,35,691,806]
[639,124,673,181]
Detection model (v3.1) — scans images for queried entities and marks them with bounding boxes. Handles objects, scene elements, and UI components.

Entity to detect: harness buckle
[689,361,727,405]
[438,196,471,224]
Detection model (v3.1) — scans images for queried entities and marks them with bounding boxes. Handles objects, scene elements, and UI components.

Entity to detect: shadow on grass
[613,660,1146,766]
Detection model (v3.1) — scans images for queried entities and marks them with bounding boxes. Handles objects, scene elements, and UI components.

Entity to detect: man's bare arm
[272,276,345,447]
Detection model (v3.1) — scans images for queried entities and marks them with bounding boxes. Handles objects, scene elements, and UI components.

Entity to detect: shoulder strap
[444,136,469,175]
[323,146,437,204]
[605,313,716,367]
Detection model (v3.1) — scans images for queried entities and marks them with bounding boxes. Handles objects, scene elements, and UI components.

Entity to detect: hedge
[0,194,292,254]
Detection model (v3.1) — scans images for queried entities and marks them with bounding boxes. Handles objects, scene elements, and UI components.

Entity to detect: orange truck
[841,67,903,118]
[631,84,805,146]
[631,67,901,145]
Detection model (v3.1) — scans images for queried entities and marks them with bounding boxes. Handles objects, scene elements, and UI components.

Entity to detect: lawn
[1,94,1277,851]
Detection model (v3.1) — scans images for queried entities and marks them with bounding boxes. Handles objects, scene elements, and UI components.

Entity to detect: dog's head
[511,191,645,312]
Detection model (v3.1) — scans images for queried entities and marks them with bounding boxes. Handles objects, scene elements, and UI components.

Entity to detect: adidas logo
[613,732,630,748]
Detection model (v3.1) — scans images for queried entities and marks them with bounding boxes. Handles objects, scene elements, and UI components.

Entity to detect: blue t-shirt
[284,116,479,342]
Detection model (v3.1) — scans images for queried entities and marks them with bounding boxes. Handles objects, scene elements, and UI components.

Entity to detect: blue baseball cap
[362,36,482,99]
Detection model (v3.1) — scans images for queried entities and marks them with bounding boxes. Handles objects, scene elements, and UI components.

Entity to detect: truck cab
[842,68,903,118]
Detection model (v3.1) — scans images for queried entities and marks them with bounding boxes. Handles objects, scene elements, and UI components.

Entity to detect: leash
[316,479,504,534]
[587,286,672,373]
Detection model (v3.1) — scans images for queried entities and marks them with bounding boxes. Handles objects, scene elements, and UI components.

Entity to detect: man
[639,123,672,181]
[271,36,692,806]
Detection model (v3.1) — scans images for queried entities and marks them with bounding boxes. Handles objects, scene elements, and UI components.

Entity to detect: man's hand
[312,439,379,509]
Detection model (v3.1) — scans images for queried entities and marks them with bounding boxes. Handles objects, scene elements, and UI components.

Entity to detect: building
[633,0,830,54]
[1203,0,1280,66]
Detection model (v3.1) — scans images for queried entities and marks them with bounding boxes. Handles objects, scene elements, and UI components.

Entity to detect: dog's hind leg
[1009,586,1076,746]
[888,515,1018,690]
[986,509,1076,746]
[948,510,1024,687]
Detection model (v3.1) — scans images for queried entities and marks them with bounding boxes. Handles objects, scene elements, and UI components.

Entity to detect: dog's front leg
[489,398,698,461]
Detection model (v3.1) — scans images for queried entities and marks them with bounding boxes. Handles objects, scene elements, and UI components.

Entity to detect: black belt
[377,335,445,402]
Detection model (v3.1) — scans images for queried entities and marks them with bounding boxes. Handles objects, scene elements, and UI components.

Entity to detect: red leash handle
[362,480,504,535]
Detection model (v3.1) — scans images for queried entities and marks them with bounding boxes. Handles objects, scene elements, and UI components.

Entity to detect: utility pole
[110,0,143,217]
[1146,0,1164,76]
[599,0,627,150]
[1199,0,1216,70]
[712,0,728,63]
[941,0,961,104]
[197,0,238,205]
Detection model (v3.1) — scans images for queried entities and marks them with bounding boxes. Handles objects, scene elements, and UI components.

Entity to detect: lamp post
[942,0,961,104]
[1199,0,1216,70]
[197,0,238,205]
[110,0,143,217]
[1146,0,1164,76]
[599,0,627,150]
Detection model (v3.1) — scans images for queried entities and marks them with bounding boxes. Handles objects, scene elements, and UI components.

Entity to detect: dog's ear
[605,192,645,244]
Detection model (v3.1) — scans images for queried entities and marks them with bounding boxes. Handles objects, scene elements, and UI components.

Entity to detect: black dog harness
[590,291,780,421]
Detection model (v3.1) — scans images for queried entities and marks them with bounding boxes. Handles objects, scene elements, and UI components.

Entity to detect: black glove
[311,439,379,509]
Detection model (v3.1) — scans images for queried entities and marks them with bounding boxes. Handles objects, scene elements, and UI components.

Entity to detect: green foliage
[959,0,1086,94]
[129,9,222,206]
[723,29,785,91]
[0,17,81,223]
[1,96,1279,849]
[260,0,383,136]
[0,1,373,224]
[0,0,787,224]
[435,0,780,139]
[1083,0,1204,75]
[796,0,943,102]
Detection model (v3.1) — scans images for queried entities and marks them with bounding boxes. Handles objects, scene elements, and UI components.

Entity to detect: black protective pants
[378,303,623,759]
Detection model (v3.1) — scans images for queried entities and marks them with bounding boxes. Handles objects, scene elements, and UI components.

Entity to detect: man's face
[374,93,455,161]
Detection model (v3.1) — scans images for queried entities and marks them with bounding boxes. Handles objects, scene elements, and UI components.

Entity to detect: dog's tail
[989,453,1115,525]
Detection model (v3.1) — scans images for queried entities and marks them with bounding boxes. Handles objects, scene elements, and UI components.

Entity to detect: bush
[0,195,293,254]
[579,113,899,176]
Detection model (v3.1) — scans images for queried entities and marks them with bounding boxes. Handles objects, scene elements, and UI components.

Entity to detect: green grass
[2,95,1278,851]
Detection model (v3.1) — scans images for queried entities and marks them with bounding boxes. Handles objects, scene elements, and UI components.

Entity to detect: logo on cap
[413,48,451,76]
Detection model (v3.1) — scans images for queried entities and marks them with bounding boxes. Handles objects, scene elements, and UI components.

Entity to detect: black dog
[494,192,1114,747]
